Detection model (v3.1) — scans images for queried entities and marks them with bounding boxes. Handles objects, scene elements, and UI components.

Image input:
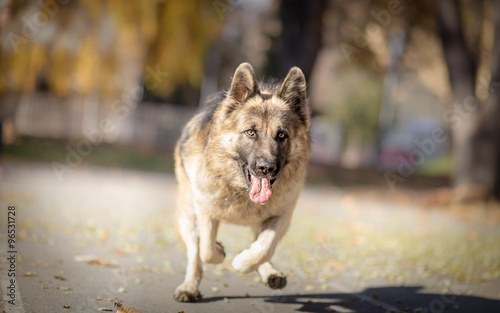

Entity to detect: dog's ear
[278,67,309,127]
[228,63,259,103]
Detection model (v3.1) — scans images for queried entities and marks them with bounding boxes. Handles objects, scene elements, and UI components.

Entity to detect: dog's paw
[174,286,202,302]
[232,250,260,273]
[267,273,287,289]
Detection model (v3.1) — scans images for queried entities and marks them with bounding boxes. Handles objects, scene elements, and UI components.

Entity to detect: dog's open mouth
[244,167,276,204]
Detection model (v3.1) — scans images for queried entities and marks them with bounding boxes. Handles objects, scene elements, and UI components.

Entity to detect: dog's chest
[200,190,292,226]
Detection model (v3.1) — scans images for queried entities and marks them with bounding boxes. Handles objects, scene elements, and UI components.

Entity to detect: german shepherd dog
[173,63,311,302]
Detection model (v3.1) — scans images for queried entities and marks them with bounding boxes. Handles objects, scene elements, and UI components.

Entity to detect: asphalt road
[0,160,499,313]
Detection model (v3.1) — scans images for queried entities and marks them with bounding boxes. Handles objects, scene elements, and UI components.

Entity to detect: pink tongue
[249,175,272,204]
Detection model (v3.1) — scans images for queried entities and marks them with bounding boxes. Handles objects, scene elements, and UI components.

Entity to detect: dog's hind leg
[174,209,202,302]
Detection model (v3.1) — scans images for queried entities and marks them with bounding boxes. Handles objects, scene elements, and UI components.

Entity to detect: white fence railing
[9,93,197,150]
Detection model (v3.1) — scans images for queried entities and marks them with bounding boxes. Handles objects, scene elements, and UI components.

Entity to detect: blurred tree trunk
[436,0,500,201]
[483,1,500,199]
[270,0,326,80]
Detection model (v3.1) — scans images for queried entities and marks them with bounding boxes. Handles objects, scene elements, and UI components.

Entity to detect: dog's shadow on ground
[202,286,500,313]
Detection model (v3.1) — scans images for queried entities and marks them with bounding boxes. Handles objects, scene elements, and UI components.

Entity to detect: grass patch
[280,212,500,285]
[3,137,175,173]
[418,154,453,176]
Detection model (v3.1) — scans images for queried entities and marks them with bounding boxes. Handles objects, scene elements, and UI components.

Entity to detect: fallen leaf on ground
[54,275,66,281]
[113,248,126,255]
[115,301,143,313]
[74,255,117,267]
[305,283,315,291]
[24,272,36,277]
[62,305,70,309]
[97,297,114,301]
[74,254,98,262]
[316,232,328,243]
[98,308,113,312]
[327,259,346,271]
[87,259,117,267]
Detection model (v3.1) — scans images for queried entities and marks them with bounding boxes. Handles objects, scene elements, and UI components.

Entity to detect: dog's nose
[256,160,278,176]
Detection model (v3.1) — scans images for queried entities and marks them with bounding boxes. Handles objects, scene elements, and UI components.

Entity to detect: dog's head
[215,63,310,204]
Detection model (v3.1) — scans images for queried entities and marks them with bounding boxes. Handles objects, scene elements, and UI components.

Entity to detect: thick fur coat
[173,63,311,302]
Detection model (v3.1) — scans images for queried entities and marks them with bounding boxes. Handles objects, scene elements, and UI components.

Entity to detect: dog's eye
[246,129,256,137]
[277,131,287,140]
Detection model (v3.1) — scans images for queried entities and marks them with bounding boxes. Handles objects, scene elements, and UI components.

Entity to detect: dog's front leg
[232,213,292,273]
[198,213,225,264]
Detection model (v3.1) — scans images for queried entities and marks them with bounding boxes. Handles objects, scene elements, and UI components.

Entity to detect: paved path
[0,161,499,313]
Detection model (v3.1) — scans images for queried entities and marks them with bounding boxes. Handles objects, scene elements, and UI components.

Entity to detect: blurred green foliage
[418,154,453,176]
[325,68,383,143]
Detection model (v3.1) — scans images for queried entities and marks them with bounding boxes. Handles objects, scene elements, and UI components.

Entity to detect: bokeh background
[1,1,500,312]
[1,0,500,203]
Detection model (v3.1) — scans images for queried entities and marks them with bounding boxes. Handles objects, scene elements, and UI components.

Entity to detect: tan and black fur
[173,63,311,302]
